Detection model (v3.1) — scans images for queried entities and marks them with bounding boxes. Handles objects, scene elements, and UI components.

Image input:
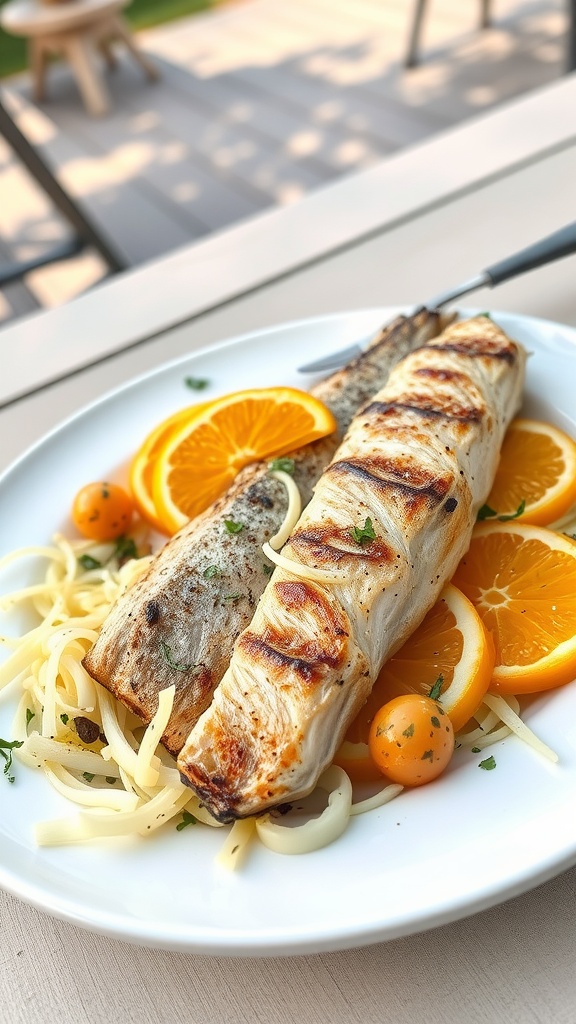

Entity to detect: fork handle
[485,220,576,285]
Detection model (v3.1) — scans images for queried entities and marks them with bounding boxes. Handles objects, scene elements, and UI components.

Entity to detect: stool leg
[111,15,160,81]
[405,0,428,68]
[63,35,111,116]
[480,0,491,29]
[99,38,118,72]
[29,38,48,103]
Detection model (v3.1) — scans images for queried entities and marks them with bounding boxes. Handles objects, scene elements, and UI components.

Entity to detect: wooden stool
[0,0,159,117]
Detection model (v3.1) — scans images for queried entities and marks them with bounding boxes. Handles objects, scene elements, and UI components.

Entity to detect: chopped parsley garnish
[60,713,69,726]
[78,554,102,571]
[477,500,525,522]
[160,640,197,673]
[479,755,496,771]
[82,772,95,783]
[0,738,23,784]
[421,749,434,761]
[350,517,376,546]
[478,312,492,320]
[430,715,441,728]
[25,709,35,726]
[105,777,117,785]
[203,565,222,579]
[269,457,296,475]
[428,675,444,701]
[222,593,242,602]
[263,563,274,577]
[224,520,244,535]
[176,810,197,831]
[471,746,481,753]
[114,536,138,565]
[184,377,209,391]
[402,723,415,738]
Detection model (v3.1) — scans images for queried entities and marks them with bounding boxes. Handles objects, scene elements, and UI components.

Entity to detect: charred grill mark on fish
[290,521,394,565]
[361,398,483,424]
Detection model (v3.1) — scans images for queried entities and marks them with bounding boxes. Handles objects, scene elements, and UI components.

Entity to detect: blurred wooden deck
[0,0,569,324]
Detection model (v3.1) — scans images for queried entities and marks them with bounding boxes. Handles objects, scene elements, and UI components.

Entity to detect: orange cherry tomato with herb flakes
[368,695,455,787]
[71,482,134,541]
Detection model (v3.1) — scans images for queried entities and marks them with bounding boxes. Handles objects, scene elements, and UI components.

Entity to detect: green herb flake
[477,503,498,521]
[114,536,138,565]
[105,777,117,785]
[203,565,222,580]
[25,709,35,726]
[82,772,95,783]
[269,457,296,475]
[428,675,444,701]
[176,810,197,831]
[60,713,69,726]
[478,312,492,320]
[478,499,525,523]
[498,499,526,522]
[479,755,496,771]
[222,593,242,602]
[421,749,434,762]
[78,554,102,571]
[402,723,415,738]
[350,517,377,546]
[224,520,244,535]
[0,738,24,784]
[184,377,209,391]
[430,715,441,728]
[471,746,481,753]
[263,563,274,577]
[160,640,196,673]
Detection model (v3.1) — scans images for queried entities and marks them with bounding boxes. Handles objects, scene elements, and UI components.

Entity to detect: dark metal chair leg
[405,0,427,68]
[0,94,126,281]
[568,0,576,71]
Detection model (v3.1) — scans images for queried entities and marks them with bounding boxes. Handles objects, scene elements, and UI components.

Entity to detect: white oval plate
[1,307,576,957]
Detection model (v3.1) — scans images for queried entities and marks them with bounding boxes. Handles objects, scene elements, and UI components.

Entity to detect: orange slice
[484,418,576,526]
[129,405,209,533]
[333,584,494,780]
[152,387,337,534]
[452,522,576,695]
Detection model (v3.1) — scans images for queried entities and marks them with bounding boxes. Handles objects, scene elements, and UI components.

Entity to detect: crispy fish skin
[83,310,447,755]
[177,317,526,821]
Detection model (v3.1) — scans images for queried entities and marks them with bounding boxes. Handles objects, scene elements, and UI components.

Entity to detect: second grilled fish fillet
[178,316,526,821]
[84,309,446,754]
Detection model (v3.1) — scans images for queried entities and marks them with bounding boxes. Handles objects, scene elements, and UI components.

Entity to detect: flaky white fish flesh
[178,316,526,820]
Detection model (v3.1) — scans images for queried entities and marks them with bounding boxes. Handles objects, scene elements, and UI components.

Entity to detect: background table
[1,72,576,1024]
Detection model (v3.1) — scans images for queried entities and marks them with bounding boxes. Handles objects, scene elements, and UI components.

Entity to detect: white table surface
[2,72,576,1024]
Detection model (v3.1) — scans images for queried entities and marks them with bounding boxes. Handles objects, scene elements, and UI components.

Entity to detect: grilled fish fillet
[178,316,526,821]
[84,310,446,754]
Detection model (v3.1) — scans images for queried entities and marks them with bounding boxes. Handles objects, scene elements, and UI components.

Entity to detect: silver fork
[297,221,576,373]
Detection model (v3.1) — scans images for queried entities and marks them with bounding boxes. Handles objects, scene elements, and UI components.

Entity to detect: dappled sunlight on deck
[0,0,569,324]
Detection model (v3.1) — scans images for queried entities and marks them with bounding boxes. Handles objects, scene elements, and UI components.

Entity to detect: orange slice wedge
[452,522,576,694]
[129,405,209,533]
[151,387,337,534]
[484,418,576,526]
[333,584,494,780]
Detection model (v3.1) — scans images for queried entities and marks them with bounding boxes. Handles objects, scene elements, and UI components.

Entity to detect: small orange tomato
[72,482,134,541]
[368,695,454,787]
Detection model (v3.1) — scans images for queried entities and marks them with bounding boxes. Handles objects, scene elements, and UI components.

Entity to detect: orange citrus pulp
[452,521,576,694]
[129,405,209,533]
[485,418,576,526]
[151,387,337,534]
